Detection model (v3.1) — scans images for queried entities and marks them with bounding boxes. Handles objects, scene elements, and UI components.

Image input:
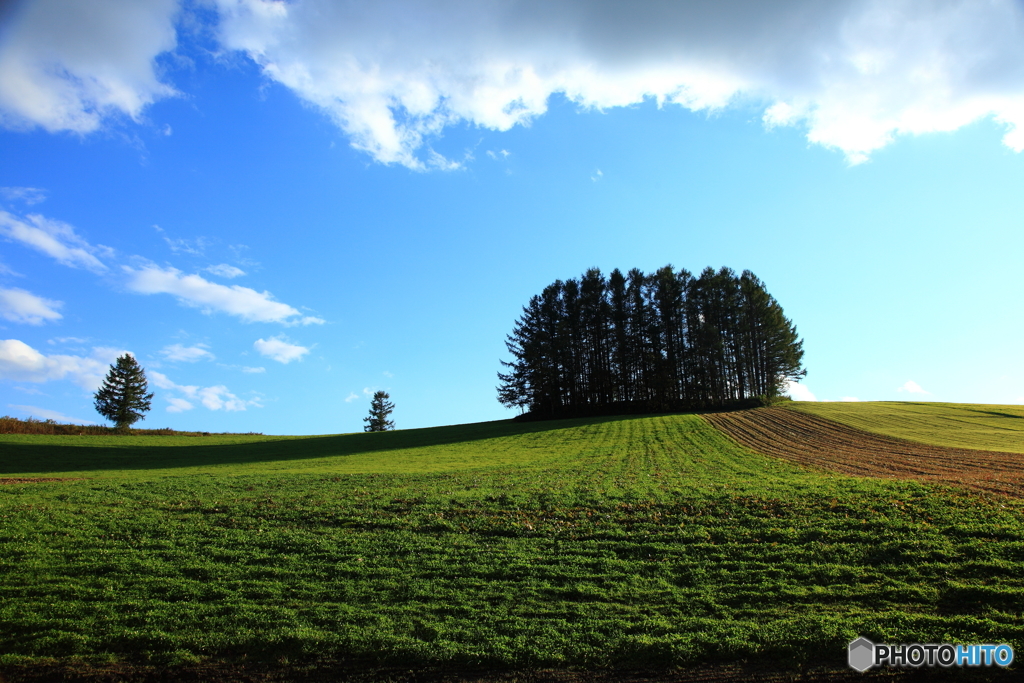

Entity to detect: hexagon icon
[848,637,875,672]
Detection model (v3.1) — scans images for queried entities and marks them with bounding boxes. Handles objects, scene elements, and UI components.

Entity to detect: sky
[1,0,1023,435]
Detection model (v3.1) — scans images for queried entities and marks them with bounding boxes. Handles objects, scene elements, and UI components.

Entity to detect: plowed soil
[702,408,1024,497]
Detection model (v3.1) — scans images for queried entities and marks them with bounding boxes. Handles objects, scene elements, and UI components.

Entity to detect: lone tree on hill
[363,390,395,432]
[94,354,154,432]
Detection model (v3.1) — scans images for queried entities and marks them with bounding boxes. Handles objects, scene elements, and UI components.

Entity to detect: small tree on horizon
[94,354,154,432]
[363,390,395,432]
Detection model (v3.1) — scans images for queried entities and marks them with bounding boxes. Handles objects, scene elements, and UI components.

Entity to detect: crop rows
[702,408,1024,497]
[789,401,1024,454]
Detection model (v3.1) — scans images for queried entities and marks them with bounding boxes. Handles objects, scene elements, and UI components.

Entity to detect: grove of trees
[497,266,806,419]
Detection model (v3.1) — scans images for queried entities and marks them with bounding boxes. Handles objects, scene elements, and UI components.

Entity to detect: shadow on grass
[0,413,664,475]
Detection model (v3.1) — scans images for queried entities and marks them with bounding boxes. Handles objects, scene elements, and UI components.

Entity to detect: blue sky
[1,0,1023,434]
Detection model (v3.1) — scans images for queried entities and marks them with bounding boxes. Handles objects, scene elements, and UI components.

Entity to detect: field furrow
[702,408,1024,497]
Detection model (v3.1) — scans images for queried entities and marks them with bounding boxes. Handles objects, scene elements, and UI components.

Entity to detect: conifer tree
[363,390,395,432]
[93,354,154,432]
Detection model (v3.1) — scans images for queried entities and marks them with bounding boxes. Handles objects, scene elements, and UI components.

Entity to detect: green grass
[1,414,1023,673]
[787,401,1024,453]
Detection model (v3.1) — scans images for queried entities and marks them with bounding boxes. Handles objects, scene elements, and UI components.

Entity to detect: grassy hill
[1,408,1022,680]
[787,401,1024,453]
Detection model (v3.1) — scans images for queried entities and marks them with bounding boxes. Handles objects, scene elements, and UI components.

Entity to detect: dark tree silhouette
[498,265,806,419]
[94,354,154,431]
[363,390,395,432]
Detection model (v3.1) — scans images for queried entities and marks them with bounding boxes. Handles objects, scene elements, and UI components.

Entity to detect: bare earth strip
[702,408,1024,498]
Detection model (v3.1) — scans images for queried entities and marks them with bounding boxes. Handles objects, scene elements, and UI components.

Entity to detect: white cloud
[897,380,930,395]
[0,0,179,133]
[840,396,861,402]
[124,265,324,325]
[8,2,1024,167]
[0,287,63,325]
[784,380,817,402]
[241,365,265,373]
[344,391,360,402]
[7,404,97,424]
[198,385,258,411]
[149,370,178,390]
[160,343,214,362]
[150,370,259,412]
[213,0,1024,168]
[254,335,309,364]
[0,339,124,390]
[0,210,109,272]
[0,186,47,205]
[206,263,246,278]
[166,396,194,413]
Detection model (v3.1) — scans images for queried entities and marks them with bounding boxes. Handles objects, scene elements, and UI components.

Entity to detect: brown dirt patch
[0,477,81,485]
[702,408,1024,497]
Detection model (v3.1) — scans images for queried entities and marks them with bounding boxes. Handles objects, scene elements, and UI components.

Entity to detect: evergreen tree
[363,391,395,432]
[93,354,154,431]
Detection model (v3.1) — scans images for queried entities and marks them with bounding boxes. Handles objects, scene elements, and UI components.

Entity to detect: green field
[788,401,1024,453]
[1,410,1023,678]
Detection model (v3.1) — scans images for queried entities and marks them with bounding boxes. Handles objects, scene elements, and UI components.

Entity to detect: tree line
[497,266,806,419]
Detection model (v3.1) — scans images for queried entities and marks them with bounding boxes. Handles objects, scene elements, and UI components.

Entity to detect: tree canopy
[497,266,805,419]
[94,354,154,431]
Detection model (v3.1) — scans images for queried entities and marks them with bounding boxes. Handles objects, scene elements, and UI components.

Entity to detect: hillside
[786,401,1024,454]
[703,406,1024,497]
[1,410,1022,681]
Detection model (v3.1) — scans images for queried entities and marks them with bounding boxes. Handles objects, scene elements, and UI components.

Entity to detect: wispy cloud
[241,366,265,374]
[897,380,930,395]
[150,370,259,412]
[254,336,310,364]
[163,235,211,256]
[0,339,124,390]
[0,187,47,205]
[160,343,214,363]
[6,403,97,424]
[206,263,246,278]
[48,336,88,345]
[0,210,109,272]
[0,287,62,325]
[124,265,324,325]
[344,392,360,403]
